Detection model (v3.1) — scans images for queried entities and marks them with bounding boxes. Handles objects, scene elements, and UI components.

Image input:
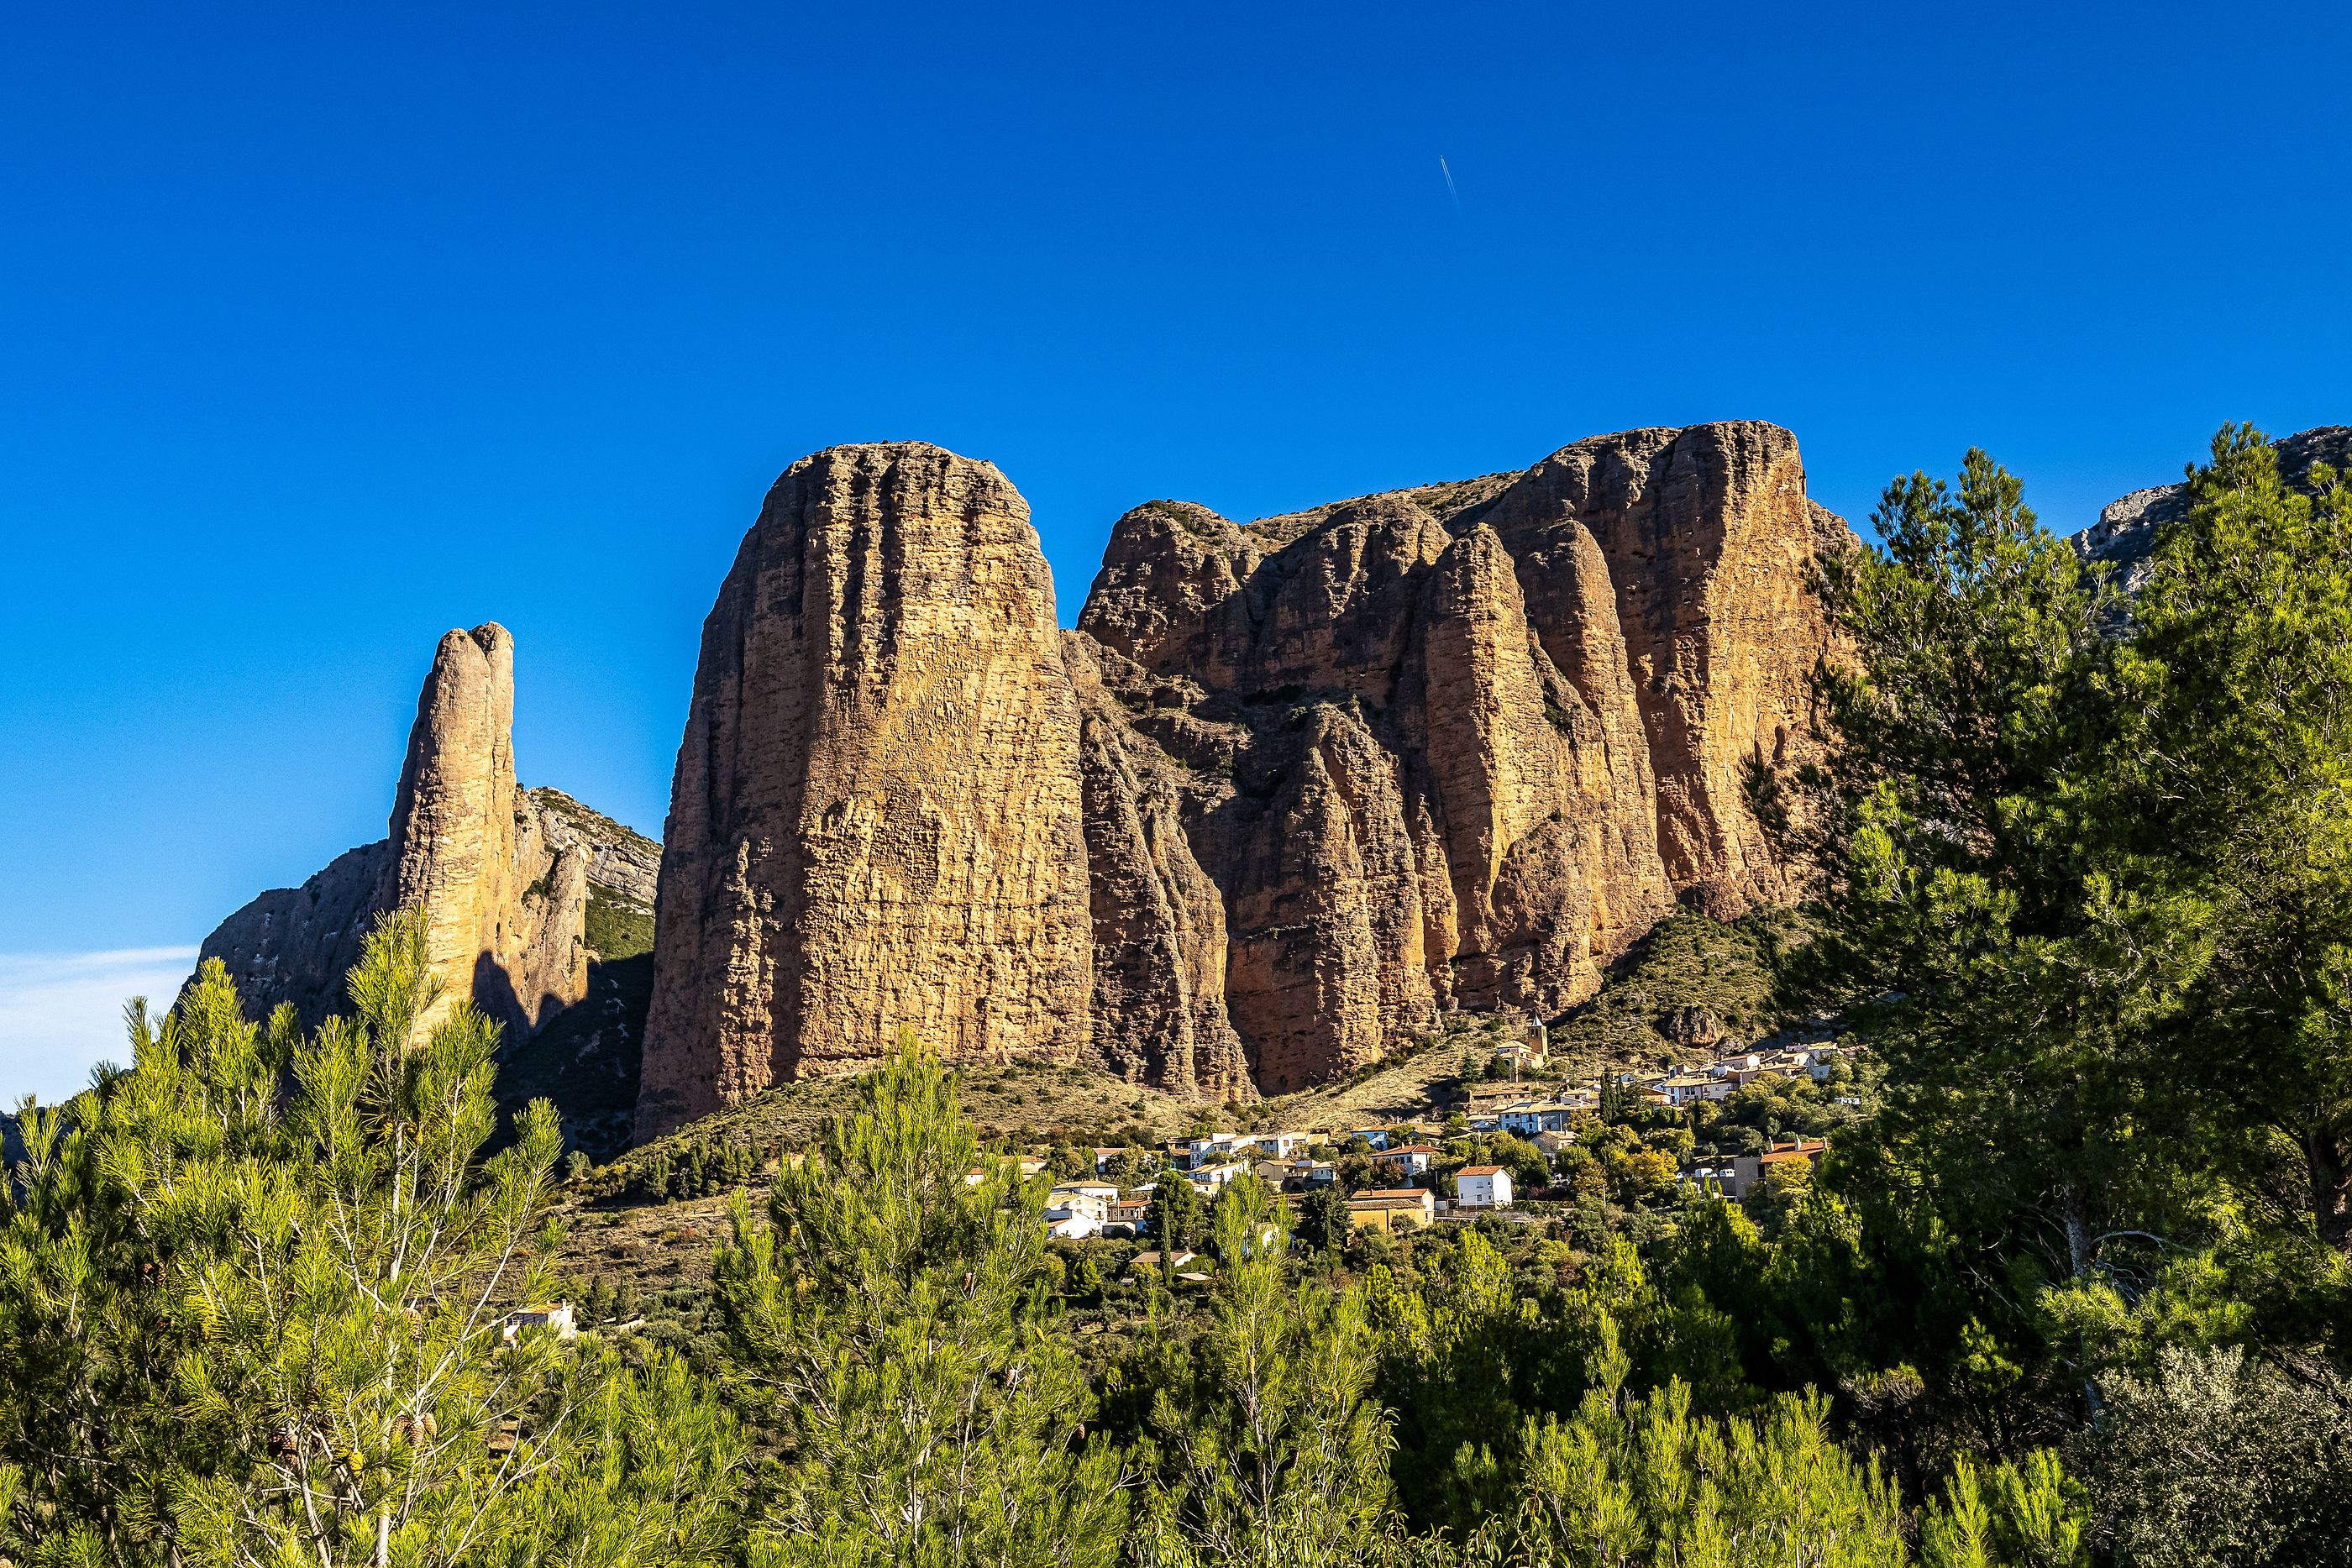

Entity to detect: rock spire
[195,623,591,1041]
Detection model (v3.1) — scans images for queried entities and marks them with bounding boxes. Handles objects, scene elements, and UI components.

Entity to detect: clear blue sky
[3,2,2348,1041]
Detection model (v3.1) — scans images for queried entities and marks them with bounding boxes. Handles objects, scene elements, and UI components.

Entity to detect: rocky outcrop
[194,842,391,1033]
[634,445,1096,1139]
[2081,426,2352,593]
[1066,636,1252,1100]
[638,423,1851,1131]
[196,624,594,1042]
[532,789,662,912]
[1467,424,1847,915]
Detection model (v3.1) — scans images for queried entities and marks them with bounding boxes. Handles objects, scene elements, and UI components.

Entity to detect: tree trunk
[2061,1183,2094,1281]
[2305,1126,2352,1256]
[2061,1182,2104,1419]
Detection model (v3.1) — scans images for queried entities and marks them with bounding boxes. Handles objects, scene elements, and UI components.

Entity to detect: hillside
[577,910,1810,1166]
[626,1057,1208,1161]
[1541,907,1817,1071]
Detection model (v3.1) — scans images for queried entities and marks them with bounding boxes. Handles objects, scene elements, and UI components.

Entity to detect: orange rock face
[634,446,1097,1139]
[1478,424,1850,914]
[197,623,591,1041]
[636,423,1850,1130]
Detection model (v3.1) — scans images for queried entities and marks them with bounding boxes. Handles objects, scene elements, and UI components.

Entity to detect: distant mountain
[2078,426,2350,594]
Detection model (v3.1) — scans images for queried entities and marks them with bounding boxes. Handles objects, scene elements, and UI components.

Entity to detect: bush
[633,1136,762,1201]
[2072,1345,2352,1567]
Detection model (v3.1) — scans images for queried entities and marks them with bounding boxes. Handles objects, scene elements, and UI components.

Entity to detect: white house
[1371,1144,1436,1177]
[1252,1130,1312,1159]
[1189,1161,1249,1194]
[1044,1208,1101,1240]
[1655,1075,1734,1109]
[1455,1166,1515,1210]
[1497,1101,1584,1136]
[1047,1183,1117,1223]
[1346,1127,1393,1151]
[502,1302,578,1345]
[1188,1133,1248,1168]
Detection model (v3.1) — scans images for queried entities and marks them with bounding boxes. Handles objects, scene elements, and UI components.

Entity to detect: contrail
[1439,155,1462,215]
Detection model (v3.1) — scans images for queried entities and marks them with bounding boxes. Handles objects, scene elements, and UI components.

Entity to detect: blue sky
[3,2,2349,1092]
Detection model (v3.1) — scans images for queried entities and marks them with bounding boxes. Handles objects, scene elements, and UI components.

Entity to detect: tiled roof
[1457,1165,1504,1177]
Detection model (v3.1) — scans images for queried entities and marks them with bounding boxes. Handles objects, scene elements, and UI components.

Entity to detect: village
[1016,1016,1864,1267]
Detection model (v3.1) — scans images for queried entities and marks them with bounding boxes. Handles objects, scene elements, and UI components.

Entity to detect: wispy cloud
[0,947,197,1108]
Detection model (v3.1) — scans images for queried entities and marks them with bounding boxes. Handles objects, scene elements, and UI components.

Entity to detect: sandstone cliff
[634,445,1097,1139]
[637,422,1850,1131]
[1462,424,1847,915]
[197,624,596,1042]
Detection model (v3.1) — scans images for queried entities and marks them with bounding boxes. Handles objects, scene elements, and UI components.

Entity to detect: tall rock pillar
[635,443,1095,1140]
[193,621,590,1040]
[386,623,589,1039]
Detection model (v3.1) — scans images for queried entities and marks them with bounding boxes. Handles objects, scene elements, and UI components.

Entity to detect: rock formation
[197,624,596,1041]
[638,422,1852,1132]
[634,445,1097,1137]
[2081,426,2352,593]
[1467,423,1850,915]
[533,789,661,914]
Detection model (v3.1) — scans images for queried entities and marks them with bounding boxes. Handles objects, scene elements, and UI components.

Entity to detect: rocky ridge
[197,625,604,1042]
[2077,426,2352,592]
[636,422,1854,1136]
[532,789,662,914]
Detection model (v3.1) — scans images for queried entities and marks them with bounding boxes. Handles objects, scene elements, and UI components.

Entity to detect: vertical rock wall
[634,422,1851,1135]
[1474,424,1845,915]
[634,445,1095,1140]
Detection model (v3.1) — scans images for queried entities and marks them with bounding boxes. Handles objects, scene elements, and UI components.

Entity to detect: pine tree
[1147,1170,1206,1260]
[1295,1183,1352,1256]
[0,909,745,1566]
[1506,1371,1909,1567]
[1368,1230,1532,1537]
[711,1030,1124,1568]
[1788,448,2203,1318]
[1133,1177,1393,1567]
[2129,427,2352,1255]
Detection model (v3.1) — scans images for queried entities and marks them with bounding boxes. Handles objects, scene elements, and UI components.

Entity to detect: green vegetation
[632,1135,767,1201]
[0,911,738,1565]
[12,423,2352,1565]
[633,1055,1200,1155]
[1765,425,2352,1561]
[585,889,656,961]
[1545,909,1814,1069]
[712,1033,1124,1565]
